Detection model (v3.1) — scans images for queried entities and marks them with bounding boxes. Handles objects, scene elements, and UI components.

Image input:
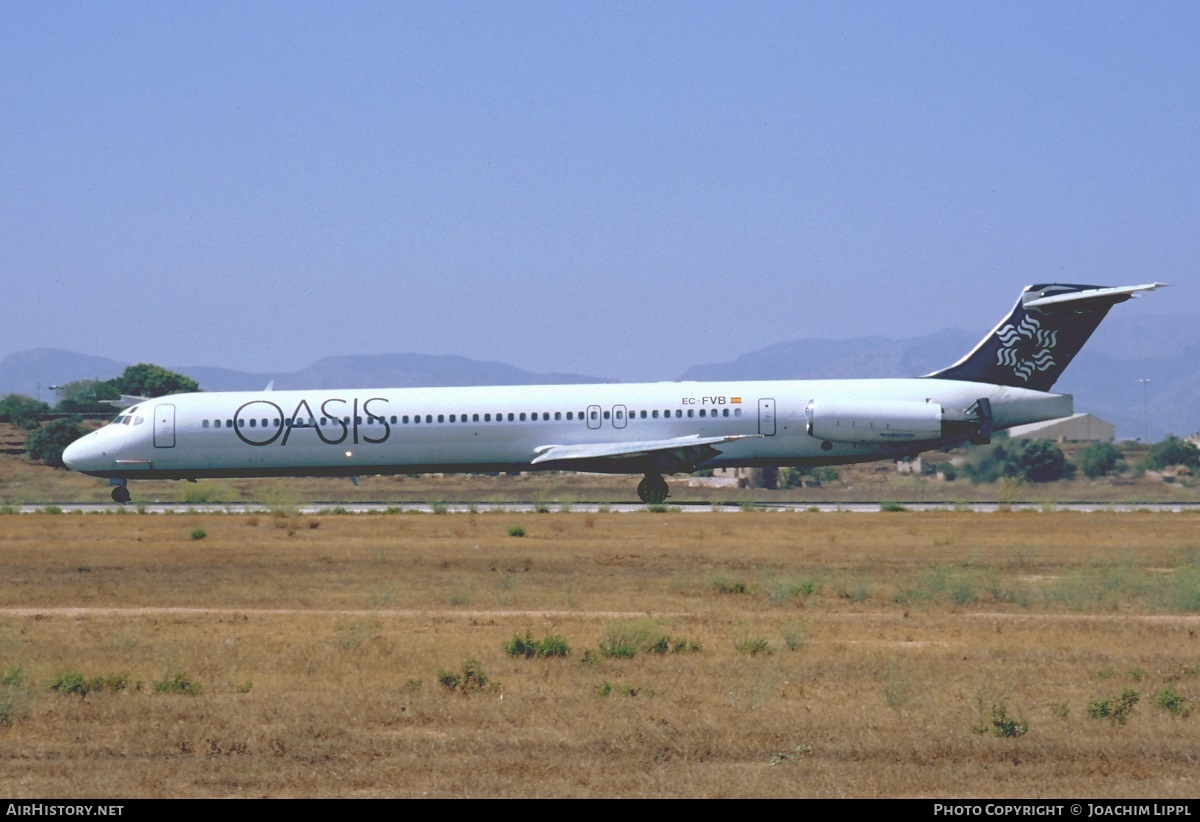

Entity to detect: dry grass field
[1,510,1199,797]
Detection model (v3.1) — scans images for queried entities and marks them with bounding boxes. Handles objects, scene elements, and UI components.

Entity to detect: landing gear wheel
[111,486,131,504]
[637,474,669,505]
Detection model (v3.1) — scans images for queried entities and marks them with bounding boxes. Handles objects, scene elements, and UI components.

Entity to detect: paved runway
[17,501,1200,514]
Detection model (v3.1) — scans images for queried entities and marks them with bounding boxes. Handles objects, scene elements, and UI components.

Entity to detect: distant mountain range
[2,313,1194,441]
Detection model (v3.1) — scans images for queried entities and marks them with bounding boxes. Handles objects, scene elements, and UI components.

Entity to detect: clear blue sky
[2,1,1195,381]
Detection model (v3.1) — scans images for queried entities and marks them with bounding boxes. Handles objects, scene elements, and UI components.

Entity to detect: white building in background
[1006,413,1115,443]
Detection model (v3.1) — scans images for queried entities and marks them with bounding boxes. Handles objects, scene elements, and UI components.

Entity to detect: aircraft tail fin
[926,282,1166,391]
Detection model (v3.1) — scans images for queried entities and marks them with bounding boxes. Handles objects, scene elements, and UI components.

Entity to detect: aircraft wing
[531,433,761,472]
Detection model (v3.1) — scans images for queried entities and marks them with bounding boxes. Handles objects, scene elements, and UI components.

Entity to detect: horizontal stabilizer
[1023,282,1167,309]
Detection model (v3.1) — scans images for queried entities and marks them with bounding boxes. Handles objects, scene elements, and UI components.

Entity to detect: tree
[1078,441,1124,478]
[962,438,1074,484]
[107,364,199,398]
[0,394,51,430]
[25,418,86,468]
[1145,436,1200,471]
[55,380,122,414]
[1014,440,1075,483]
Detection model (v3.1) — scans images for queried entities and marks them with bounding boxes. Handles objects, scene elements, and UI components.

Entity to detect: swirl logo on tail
[995,313,1057,382]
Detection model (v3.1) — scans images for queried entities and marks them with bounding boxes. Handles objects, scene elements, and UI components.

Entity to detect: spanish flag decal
[730,397,742,404]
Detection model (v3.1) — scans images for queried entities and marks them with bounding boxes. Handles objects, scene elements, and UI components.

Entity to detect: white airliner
[64,282,1164,504]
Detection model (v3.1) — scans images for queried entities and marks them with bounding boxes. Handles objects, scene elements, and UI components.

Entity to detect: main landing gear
[637,473,669,505]
[109,478,130,504]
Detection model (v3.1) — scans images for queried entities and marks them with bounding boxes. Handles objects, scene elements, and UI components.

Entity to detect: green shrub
[1145,436,1200,471]
[190,528,207,541]
[0,665,31,726]
[507,525,526,537]
[973,702,1028,737]
[437,658,490,693]
[26,419,85,468]
[0,394,50,429]
[598,619,700,659]
[1078,441,1125,478]
[880,501,907,512]
[735,636,772,656]
[780,622,808,651]
[1087,688,1139,725]
[538,634,570,658]
[51,672,131,698]
[504,630,571,659]
[1152,686,1191,717]
[153,671,201,695]
[962,438,1074,484]
[764,577,819,604]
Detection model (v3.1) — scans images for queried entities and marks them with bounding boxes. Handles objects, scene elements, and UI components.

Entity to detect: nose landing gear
[637,474,669,505]
[109,479,131,504]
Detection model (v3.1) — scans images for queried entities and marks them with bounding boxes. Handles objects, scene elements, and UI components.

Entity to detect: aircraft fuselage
[63,377,1070,481]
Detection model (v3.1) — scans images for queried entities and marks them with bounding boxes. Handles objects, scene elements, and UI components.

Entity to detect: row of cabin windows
[199,406,743,429]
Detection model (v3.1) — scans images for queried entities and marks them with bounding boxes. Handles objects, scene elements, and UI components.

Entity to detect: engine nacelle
[806,399,944,443]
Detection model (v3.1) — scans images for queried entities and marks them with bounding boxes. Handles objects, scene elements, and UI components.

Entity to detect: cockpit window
[109,405,140,426]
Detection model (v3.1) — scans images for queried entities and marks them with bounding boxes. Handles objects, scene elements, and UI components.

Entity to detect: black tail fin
[927,283,1165,391]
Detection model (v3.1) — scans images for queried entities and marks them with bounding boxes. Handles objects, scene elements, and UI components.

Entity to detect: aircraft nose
[62,434,102,472]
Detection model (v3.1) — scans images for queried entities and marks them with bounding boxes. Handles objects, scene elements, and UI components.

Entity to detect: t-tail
[926,282,1167,391]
